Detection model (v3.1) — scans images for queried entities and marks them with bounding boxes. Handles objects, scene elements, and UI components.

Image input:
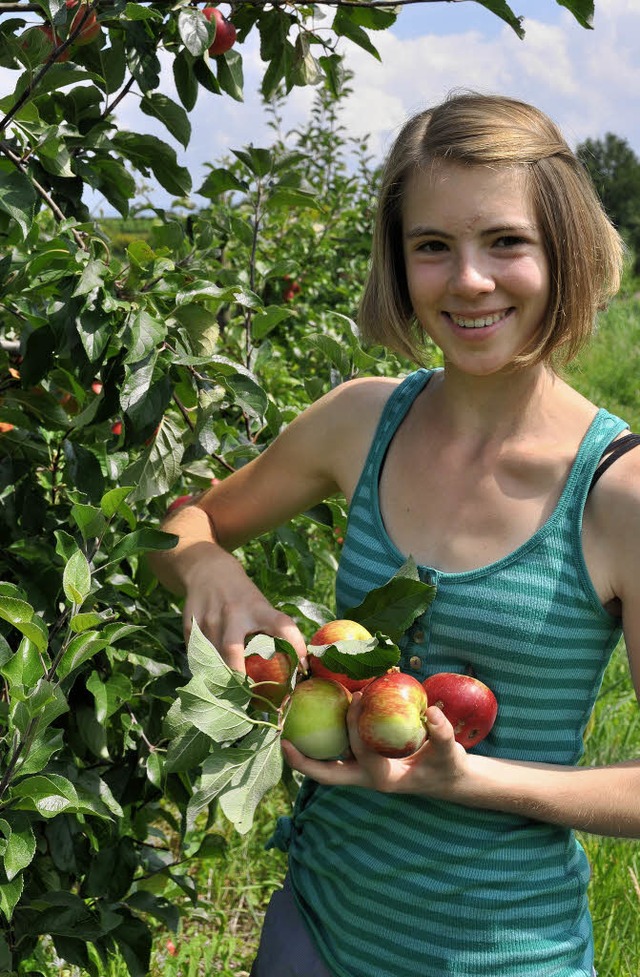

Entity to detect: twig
[0,140,88,249]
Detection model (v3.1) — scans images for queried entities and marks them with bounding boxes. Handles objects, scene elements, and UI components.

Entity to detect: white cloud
[1,0,638,214]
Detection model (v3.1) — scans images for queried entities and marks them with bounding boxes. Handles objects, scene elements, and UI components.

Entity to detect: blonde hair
[358,92,624,367]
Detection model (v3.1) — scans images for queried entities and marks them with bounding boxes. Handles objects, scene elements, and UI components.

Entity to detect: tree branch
[0,140,88,249]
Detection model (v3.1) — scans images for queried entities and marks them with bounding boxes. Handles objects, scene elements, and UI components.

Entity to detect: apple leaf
[244,634,298,668]
[311,635,400,680]
[346,558,436,641]
[186,619,250,701]
[218,727,283,835]
[178,675,254,744]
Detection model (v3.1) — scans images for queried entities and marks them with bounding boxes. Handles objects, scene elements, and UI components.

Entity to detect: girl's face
[401,161,550,377]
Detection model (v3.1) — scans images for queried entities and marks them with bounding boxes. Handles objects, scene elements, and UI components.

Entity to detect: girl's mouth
[448,309,512,329]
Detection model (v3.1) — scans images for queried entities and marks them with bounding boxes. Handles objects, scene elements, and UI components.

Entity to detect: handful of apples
[244,619,498,761]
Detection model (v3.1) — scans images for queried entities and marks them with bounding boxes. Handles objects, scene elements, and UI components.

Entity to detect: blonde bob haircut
[358,91,625,368]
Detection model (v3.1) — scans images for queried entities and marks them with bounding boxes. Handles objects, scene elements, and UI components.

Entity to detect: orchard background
[1,1,639,975]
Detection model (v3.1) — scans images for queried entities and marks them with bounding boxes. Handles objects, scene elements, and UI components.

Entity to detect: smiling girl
[150,93,640,977]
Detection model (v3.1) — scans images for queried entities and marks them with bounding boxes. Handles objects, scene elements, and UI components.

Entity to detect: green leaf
[140,92,192,148]
[114,132,192,197]
[0,596,48,653]
[222,372,268,420]
[179,674,254,744]
[178,6,211,57]
[218,726,283,834]
[197,167,247,198]
[173,47,199,111]
[0,872,23,922]
[555,0,594,28]
[332,8,382,60]
[70,503,107,541]
[56,631,107,681]
[474,0,525,37]
[164,725,212,773]
[0,161,36,239]
[107,528,177,567]
[63,548,92,605]
[346,559,437,641]
[100,486,134,518]
[0,816,36,881]
[0,637,46,689]
[10,773,79,818]
[216,48,244,102]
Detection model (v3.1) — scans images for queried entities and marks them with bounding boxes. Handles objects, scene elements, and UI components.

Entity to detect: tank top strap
[359,368,436,482]
[564,408,629,518]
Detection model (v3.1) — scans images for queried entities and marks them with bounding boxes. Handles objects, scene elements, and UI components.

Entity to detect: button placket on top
[402,567,439,677]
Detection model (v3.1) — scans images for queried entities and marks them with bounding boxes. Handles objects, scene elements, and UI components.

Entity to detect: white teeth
[450,311,506,329]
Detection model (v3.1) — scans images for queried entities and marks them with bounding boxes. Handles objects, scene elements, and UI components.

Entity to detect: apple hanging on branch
[202,6,237,56]
[422,672,498,749]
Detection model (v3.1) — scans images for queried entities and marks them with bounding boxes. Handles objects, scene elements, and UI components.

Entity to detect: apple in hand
[357,671,428,758]
[202,7,237,56]
[245,651,294,710]
[422,672,497,749]
[282,677,352,760]
[308,619,376,693]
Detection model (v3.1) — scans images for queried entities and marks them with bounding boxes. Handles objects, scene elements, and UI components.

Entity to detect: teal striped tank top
[283,369,628,977]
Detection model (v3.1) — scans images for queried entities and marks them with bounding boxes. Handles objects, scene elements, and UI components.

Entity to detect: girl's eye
[417,240,448,253]
[494,235,526,248]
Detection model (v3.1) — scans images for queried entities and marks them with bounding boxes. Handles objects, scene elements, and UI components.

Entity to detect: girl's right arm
[148,377,397,671]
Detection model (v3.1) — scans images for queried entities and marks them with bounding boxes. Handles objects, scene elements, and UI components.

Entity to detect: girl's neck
[428,361,569,443]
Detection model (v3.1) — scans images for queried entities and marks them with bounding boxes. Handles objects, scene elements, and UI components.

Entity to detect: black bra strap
[588,432,640,494]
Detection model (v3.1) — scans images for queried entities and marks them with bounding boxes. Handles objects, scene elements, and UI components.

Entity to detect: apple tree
[0,1,601,974]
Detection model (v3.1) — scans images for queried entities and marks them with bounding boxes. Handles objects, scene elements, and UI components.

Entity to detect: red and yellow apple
[422,672,497,749]
[202,6,237,56]
[66,0,101,46]
[357,671,428,758]
[308,619,376,693]
[245,651,295,710]
[281,677,352,760]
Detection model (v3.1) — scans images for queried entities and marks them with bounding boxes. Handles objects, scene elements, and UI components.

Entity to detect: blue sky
[79,1,640,213]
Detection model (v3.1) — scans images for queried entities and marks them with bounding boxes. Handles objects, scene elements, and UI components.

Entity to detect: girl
[150,93,640,977]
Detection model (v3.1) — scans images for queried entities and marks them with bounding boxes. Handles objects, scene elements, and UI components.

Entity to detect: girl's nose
[450,253,495,295]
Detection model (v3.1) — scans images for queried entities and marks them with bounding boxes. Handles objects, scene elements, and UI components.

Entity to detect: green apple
[281,677,352,760]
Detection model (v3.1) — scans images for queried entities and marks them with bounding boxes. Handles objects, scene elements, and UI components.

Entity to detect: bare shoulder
[586,440,640,604]
[285,375,402,498]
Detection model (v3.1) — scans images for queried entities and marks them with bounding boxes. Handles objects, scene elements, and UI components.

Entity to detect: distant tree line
[577,134,640,276]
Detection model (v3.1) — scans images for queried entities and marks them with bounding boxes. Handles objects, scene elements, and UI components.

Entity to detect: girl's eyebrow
[405,222,538,240]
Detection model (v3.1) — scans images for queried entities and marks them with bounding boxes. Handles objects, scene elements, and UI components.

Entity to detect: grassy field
[49,291,640,976]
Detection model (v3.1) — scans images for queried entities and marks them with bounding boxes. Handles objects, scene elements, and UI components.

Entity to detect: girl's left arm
[284,450,640,839]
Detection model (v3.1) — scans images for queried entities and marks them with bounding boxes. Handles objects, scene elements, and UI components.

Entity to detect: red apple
[67,1,101,46]
[202,7,237,56]
[111,420,122,436]
[29,24,71,62]
[245,651,295,710]
[308,619,375,693]
[357,671,428,758]
[91,380,102,395]
[281,677,352,760]
[422,672,498,749]
[166,494,195,514]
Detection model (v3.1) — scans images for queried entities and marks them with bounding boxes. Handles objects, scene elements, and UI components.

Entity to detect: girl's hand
[180,546,308,673]
[281,694,469,799]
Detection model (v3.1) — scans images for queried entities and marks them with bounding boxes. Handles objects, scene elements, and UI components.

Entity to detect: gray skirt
[250,874,333,977]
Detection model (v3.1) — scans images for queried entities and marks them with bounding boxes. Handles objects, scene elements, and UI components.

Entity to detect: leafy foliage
[0,1,605,973]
